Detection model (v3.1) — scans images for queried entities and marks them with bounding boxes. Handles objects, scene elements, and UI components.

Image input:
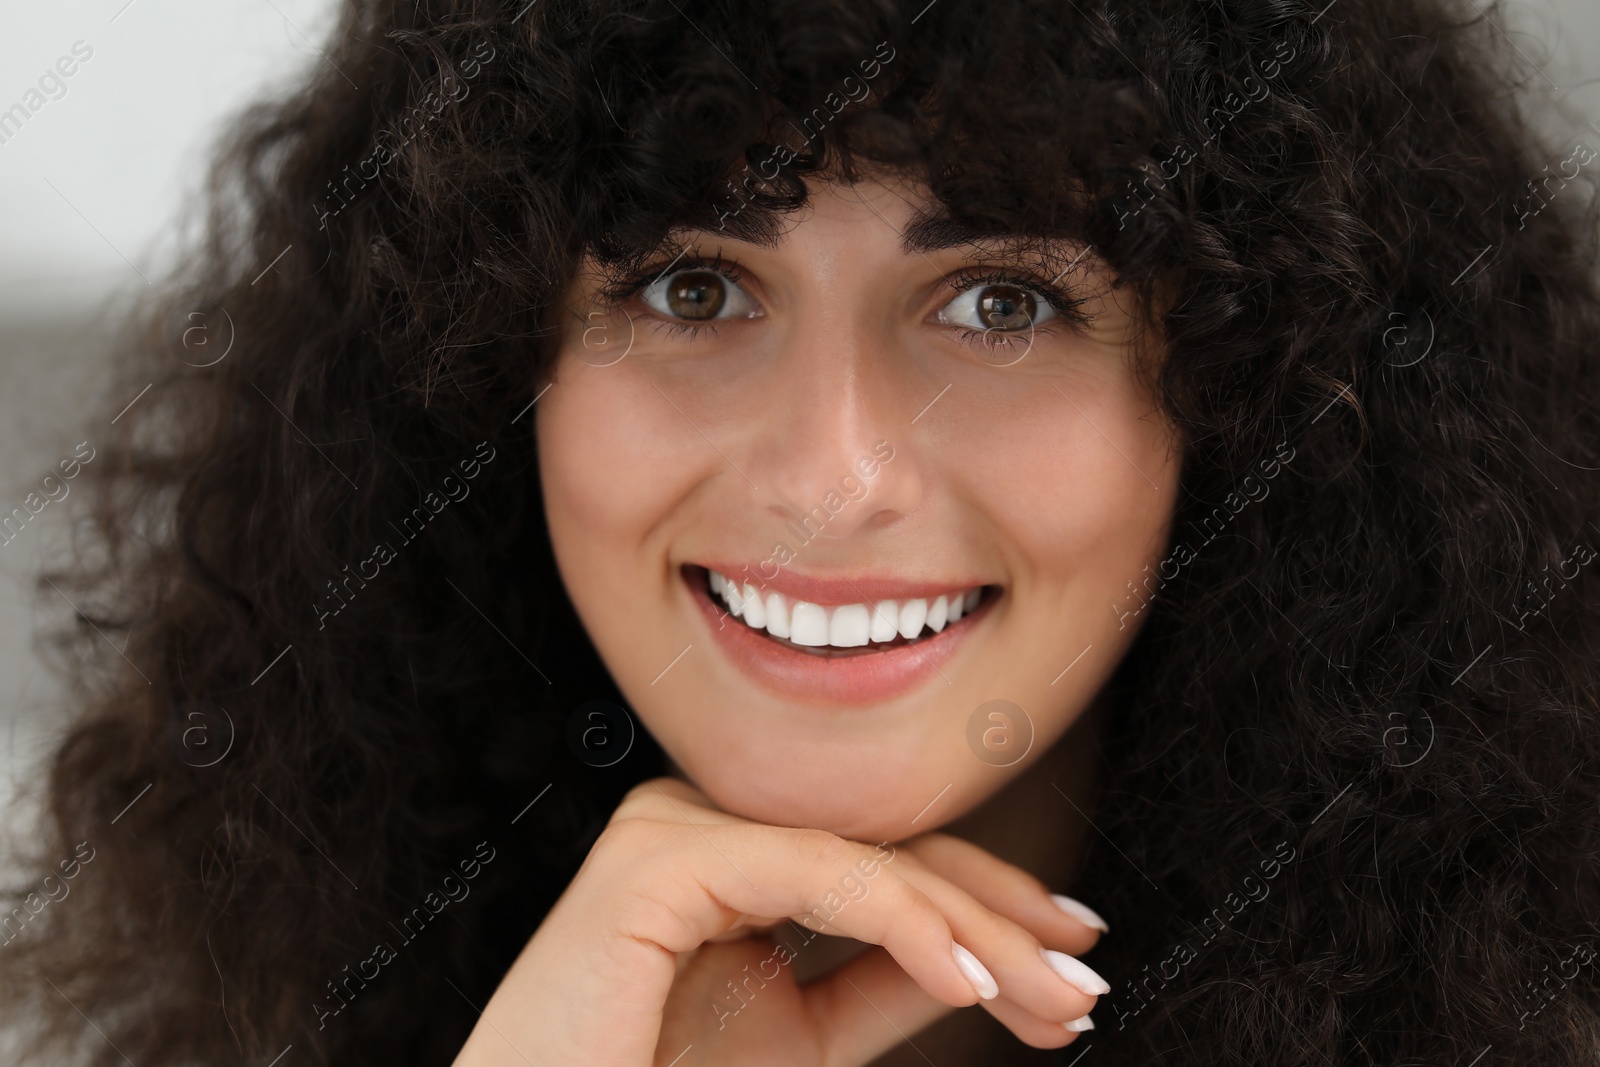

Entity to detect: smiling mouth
[693,565,998,659]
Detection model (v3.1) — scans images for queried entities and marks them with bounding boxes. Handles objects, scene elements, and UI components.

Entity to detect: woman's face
[537,176,1182,843]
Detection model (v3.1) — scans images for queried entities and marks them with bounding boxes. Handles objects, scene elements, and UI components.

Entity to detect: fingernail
[1051,893,1109,932]
[1064,1013,1095,1032]
[1040,948,1110,995]
[951,942,999,1000]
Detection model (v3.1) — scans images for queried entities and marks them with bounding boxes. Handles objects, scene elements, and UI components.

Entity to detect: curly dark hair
[4,0,1600,1062]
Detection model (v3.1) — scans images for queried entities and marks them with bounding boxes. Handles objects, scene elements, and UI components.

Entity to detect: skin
[451,175,1183,1064]
[454,780,1110,1066]
[536,174,1181,844]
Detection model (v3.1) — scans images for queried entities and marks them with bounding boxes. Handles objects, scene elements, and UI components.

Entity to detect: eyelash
[596,252,1094,344]
[597,251,746,342]
[938,266,1095,342]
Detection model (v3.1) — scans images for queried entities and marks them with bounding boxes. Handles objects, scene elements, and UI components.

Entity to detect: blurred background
[0,0,338,831]
[1,0,1598,832]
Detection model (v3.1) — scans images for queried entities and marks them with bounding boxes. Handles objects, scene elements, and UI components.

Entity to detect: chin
[678,743,984,844]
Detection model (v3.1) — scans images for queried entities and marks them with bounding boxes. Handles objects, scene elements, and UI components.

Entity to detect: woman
[4,0,1600,1062]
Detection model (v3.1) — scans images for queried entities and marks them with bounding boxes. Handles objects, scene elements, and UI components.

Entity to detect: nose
[743,305,925,543]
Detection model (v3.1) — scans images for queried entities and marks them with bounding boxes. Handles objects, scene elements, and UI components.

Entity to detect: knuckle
[791,826,857,869]
[615,776,673,816]
[611,885,697,952]
[598,810,644,844]
[594,812,672,861]
[890,883,951,945]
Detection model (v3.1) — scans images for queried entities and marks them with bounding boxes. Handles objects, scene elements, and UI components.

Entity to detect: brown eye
[938,279,1058,333]
[639,267,759,323]
[666,270,726,319]
[976,285,1037,331]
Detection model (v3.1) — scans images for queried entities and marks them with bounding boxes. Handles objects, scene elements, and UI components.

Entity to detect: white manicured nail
[951,942,998,1000]
[1040,948,1110,995]
[1051,894,1109,932]
[1064,1013,1095,1032]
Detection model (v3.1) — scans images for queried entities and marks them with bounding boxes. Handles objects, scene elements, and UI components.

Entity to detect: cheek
[537,358,689,534]
[534,352,712,672]
[927,352,1180,763]
[964,356,1179,582]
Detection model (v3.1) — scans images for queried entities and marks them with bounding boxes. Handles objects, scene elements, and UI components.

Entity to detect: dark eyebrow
[899,209,1002,255]
[899,208,1089,264]
[685,193,985,254]
[667,201,1083,260]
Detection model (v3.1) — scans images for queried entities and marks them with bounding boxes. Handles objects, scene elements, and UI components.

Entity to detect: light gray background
[0,0,338,837]
[0,0,1597,836]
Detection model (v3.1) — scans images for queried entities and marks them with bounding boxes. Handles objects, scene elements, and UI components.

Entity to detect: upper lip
[689,562,992,607]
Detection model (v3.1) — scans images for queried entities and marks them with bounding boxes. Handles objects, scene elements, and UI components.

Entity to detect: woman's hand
[451,777,1108,1067]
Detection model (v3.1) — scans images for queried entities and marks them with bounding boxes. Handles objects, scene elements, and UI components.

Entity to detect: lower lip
[684,565,994,706]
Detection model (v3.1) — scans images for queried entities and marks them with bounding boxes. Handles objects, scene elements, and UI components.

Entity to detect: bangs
[560,0,1158,279]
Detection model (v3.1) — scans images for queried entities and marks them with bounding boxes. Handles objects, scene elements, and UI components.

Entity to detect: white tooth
[725,582,745,616]
[764,592,790,638]
[927,594,948,633]
[964,588,981,613]
[790,601,829,646]
[897,598,928,640]
[829,604,871,647]
[946,593,964,622]
[741,583,766,629]
[710,570,726,595]
[869,600,899,643]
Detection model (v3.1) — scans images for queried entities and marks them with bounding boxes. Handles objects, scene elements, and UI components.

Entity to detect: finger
[806,946,1095,1062]
[626,775,734,821]
[902,833,1107,956]
[600,820,985,1010]
[703,912,796,944]
[978,993,1094,1049]
[891,862,1106,1025]
[802,945,956,1066]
